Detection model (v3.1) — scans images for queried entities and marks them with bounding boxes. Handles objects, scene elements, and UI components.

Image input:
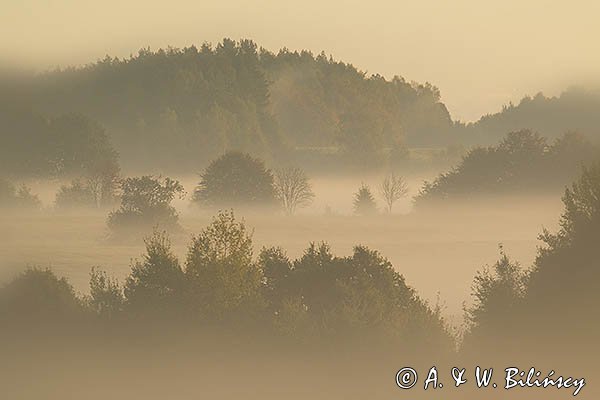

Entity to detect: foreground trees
[463,163,600,359]
[0,268,83,323]
[0,210,452,353]
[185,210,265,320]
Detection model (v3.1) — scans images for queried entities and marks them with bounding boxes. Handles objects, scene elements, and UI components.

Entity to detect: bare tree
[86,158,120,208]
[379,173,409,213]
[274,167,315,215]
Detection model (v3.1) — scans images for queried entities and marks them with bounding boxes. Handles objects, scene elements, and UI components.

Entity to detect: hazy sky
[2,0,599,121]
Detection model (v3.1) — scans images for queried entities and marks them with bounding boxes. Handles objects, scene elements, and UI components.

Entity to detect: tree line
[3,41,600,174]
[1,39,454,171]
[416,130,600,205]
[0,209,452,354]
[1,162,598,360]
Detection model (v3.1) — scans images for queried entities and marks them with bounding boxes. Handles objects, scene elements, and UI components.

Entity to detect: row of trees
[0,108,119,180]
[3,39,456,171]
[1,163,598,360]
[352,174,409,216]
[462,87,600,145]
[0,210,452,352]
[103,152,412,236]
[416,130,600,204]
[193,151,315,214]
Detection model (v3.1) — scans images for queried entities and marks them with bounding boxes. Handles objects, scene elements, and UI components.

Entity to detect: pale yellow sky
[2,0,599,121]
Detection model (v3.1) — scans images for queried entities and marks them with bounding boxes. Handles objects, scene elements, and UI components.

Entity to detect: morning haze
[0,2,599,399]
[3,0,600,120]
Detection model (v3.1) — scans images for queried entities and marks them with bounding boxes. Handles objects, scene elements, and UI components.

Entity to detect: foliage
[353,184,377,216]
[108,176,185,233]
[185,210,265,320]
[124,231,185,314]
[55,180,97,209]
[464,88,600,145]
[56,173,120,210]
[526,162,600,320]
[0,108,119,178]
[464,165,600,355]
[379,173,409,213]
[4,39,455,171]
[193,152,277,208]
[88,267,124,318]
[416,130,600,204]
[273,167,315,214]
[0,268,82,322]
[259,246,293,313]
[464,249,526,345]
[258,243,452,347]
[0,211,453,354]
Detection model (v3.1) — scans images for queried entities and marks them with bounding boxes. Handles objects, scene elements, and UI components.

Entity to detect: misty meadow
[1,20,599,400]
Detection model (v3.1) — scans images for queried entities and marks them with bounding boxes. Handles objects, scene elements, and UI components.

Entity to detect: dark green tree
[124,231,185,315]
[88,267,125,318]
[0,268,83,323]
[463,249,526,347]
[108,176,185,234]
[193,152,276,208]
[353,184,377,216]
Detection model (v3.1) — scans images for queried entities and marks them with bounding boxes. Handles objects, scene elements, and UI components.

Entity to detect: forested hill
[462,88,600,145]
[4,39,599,173]
[3,39,455,170]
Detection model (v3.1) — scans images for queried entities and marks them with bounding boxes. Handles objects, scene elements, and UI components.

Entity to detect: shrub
[107,176,185,234]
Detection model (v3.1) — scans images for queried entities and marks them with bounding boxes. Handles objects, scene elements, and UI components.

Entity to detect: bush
[0,268,83,323]
[55,180,96,209]
[0,179,41,210]
[107,176,184,234]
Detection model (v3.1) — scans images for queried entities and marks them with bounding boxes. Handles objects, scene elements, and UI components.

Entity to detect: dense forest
[3,39,600,174]
[1,39,455,172]
[0,107,118,179]
[463,88,600,145]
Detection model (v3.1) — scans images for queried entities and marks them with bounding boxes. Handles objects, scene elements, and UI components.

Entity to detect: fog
[0,175,563,323]
[1,4,598,396]
[4,1,600,121]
